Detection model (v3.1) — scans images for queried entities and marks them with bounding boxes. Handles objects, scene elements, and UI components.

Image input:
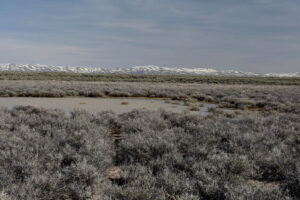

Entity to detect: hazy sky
[0,0,299,73]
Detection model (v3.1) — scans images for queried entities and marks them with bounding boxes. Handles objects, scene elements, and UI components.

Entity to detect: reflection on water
[0,97,217,115]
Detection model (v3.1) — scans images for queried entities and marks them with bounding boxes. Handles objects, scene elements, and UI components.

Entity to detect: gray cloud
[0,0,299,73]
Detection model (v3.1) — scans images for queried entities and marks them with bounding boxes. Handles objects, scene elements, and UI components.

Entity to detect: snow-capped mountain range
[0,63,299,77]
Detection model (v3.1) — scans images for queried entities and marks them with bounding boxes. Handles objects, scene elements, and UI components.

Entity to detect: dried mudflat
[0,97,217,115]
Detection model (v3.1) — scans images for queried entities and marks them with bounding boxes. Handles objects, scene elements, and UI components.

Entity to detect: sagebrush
[0,106,299,199]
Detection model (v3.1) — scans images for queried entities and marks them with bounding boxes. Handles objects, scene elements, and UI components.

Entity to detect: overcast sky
[0,0,299,73]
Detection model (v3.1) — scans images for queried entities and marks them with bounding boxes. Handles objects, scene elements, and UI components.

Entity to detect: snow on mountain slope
[0,63,299,77]
[0,63,107,73]
[264,72,300,77]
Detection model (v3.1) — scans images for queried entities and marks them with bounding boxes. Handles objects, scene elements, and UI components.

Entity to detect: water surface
[0,97,216,115]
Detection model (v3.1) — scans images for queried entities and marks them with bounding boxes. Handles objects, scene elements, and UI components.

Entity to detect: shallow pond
[0,97,217,115]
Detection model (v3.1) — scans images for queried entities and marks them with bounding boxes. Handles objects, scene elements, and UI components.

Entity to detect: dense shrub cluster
[0,106,299,199]
[0,106,114,199]
[103,110,299,200]
[0,80,299,113]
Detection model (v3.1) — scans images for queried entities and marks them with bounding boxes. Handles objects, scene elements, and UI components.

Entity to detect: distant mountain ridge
[0,63,299,77]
